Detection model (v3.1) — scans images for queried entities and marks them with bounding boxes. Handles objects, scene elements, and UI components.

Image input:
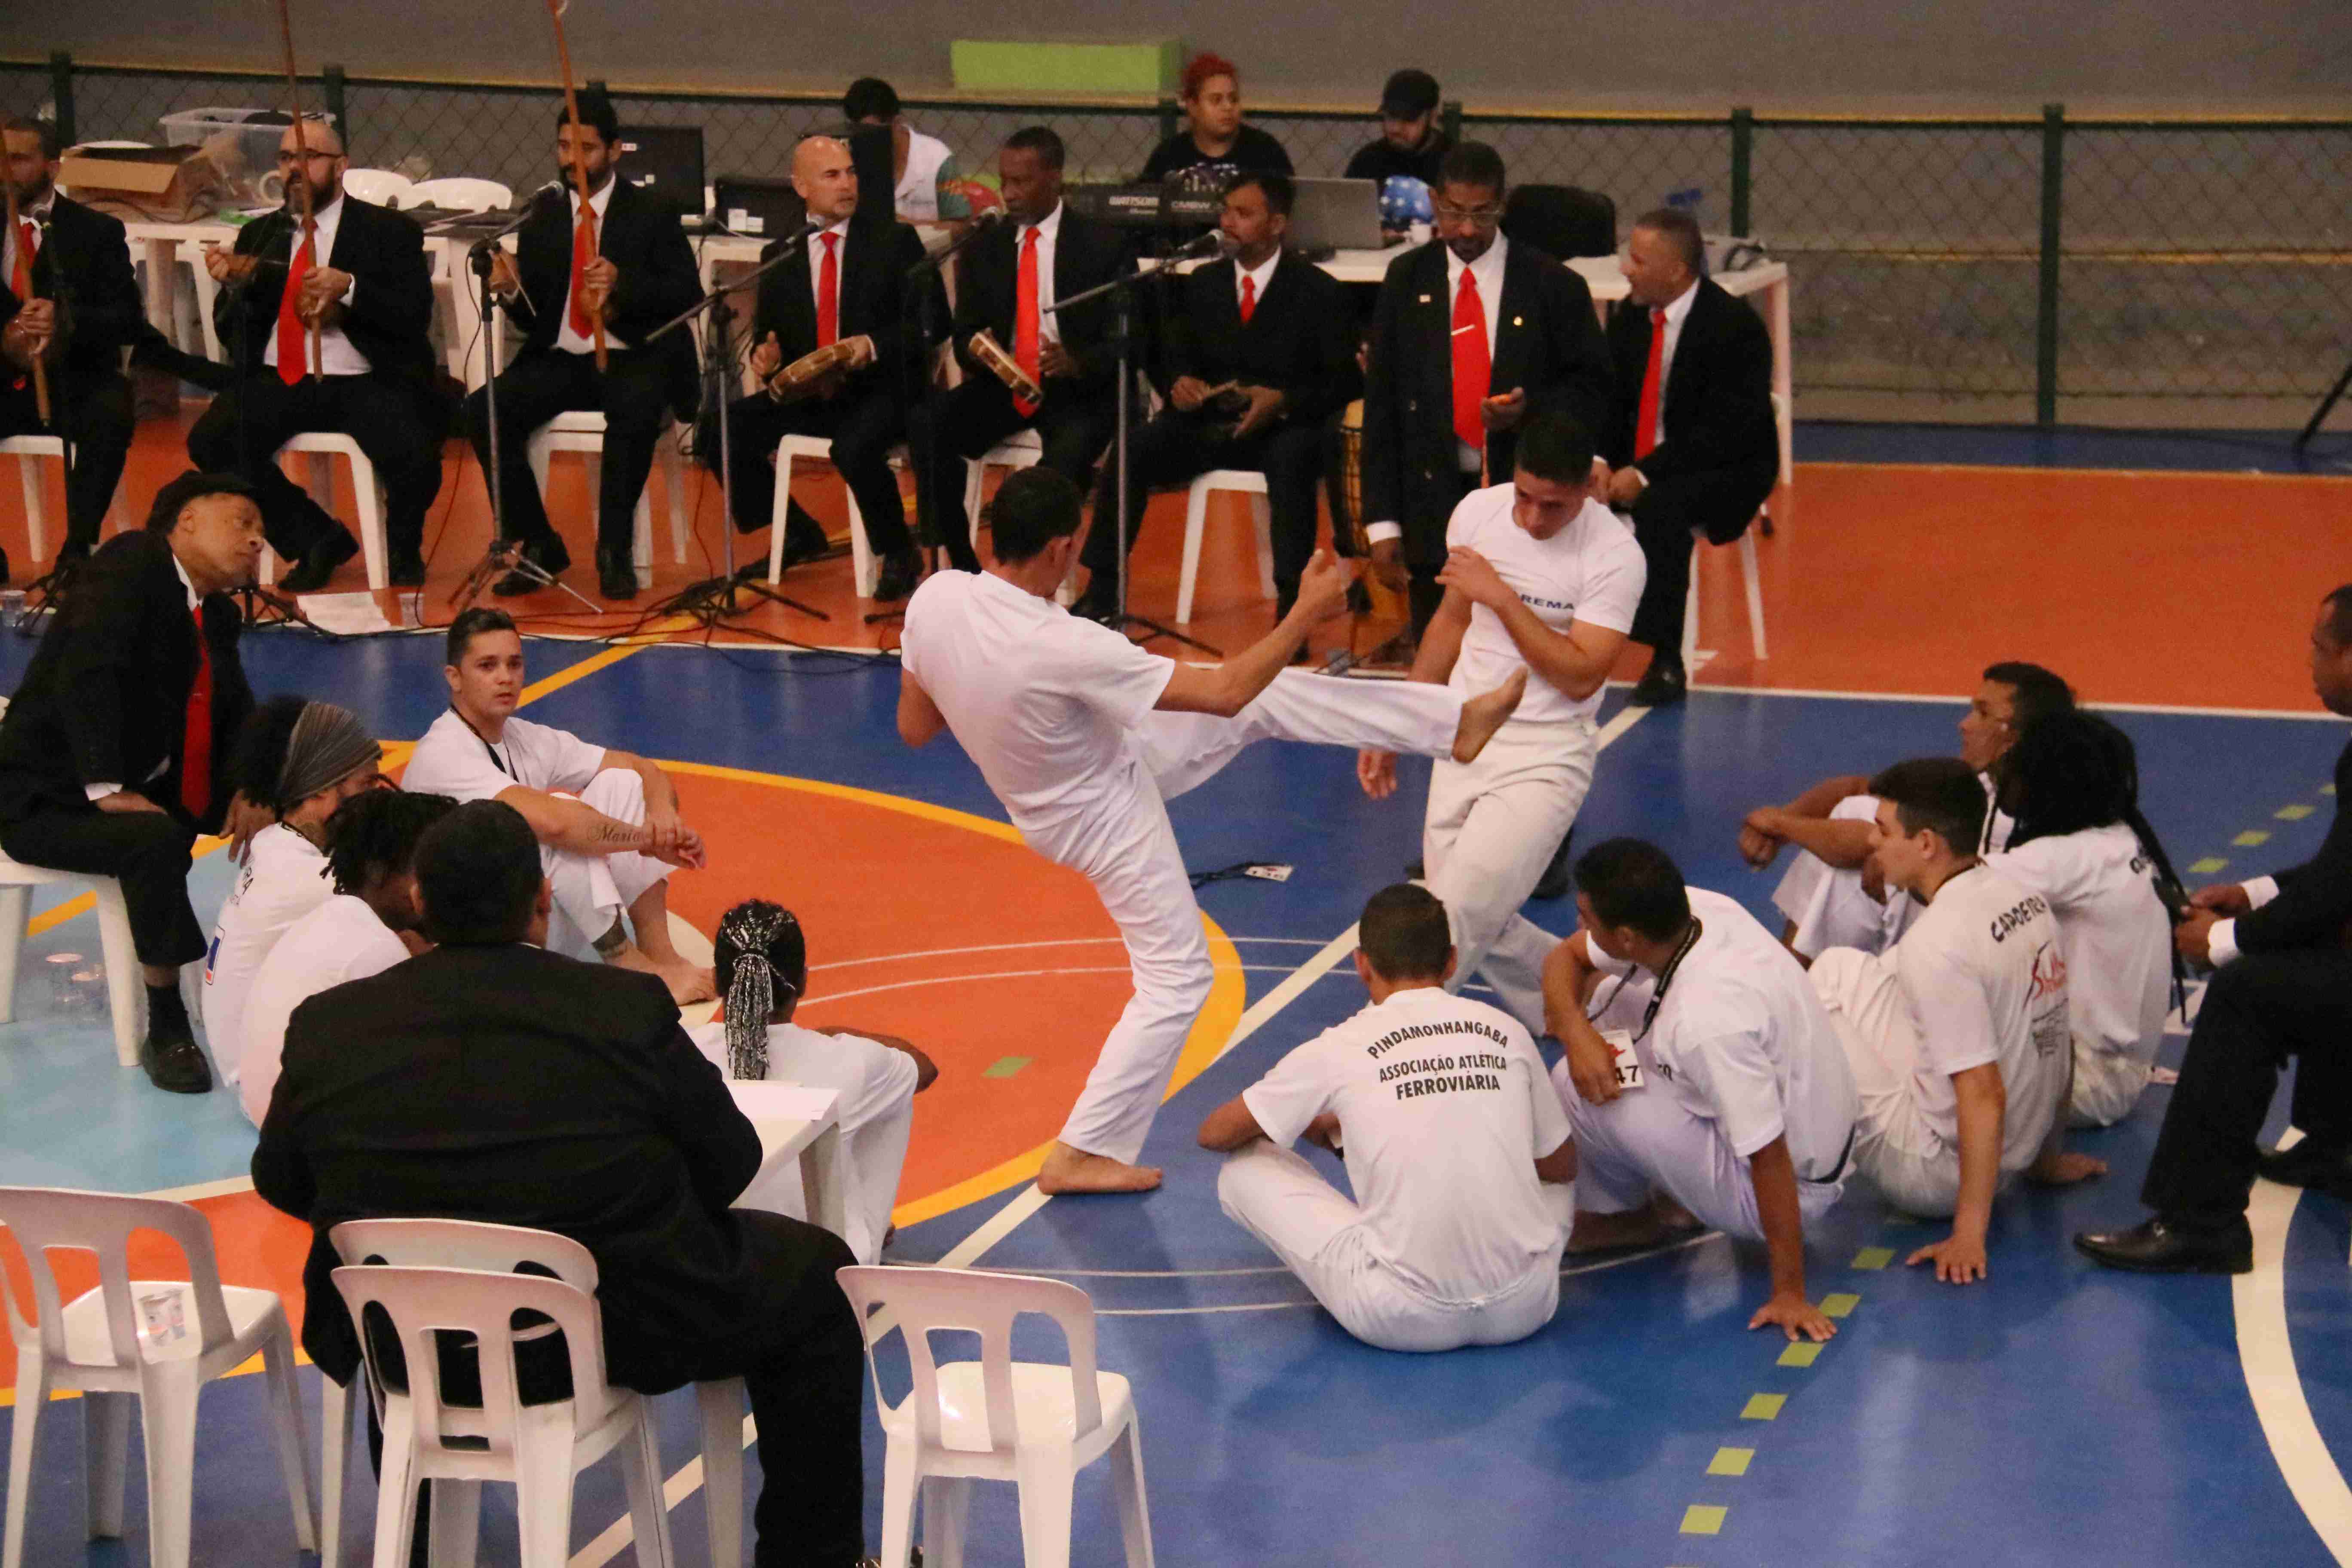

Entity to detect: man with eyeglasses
[187,116,443,592]
[1362,141,1611,640]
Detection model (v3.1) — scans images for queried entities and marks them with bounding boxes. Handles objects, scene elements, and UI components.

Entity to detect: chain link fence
[7,56,2349,428]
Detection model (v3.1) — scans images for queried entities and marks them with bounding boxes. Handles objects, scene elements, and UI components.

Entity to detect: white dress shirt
[1642,276,1701,445]
[1366,236,1511,545]
[1015,200,1064,347]
[1235,248,1279,316]
[2205,876,2282,968]
[556,176,628,355]
[86,553,203,801]
[261,193,370,378]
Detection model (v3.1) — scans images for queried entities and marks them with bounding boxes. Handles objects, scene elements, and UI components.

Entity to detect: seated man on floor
[254,800,869,1565]
[1541,839,1857,1341]
[238,786,451,1125]
[687,898,937,1265]
[201,697,383,1083]
[401,608,712,1000]
[1741,661,2073,963]
[1808,757,2097,1287]
[1197,883,1574,1352]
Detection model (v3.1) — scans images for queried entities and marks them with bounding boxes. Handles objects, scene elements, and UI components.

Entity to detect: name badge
[1602,1027,1644,1091]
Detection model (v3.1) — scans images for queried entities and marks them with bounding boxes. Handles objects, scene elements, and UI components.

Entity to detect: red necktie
[181,606,213,818]
[1634,307,1667,459]
[1451,266,1490,452]
[816,232,841,348]
[9,219,32,302]
[1238,272,1257,325]
[1012,227,1041,416]
[567,205,598,339]
[275,228,315,385]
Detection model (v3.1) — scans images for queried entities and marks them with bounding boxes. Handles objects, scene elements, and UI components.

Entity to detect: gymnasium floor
[0,419,2348,1566]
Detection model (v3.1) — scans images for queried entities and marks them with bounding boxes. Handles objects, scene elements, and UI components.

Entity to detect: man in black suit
[1363,141,1612,638]
[718,135,937,601]
[185,116,442,593]
[469,93,702,601]
[1,115,143,580]
[1075,172,1359,625]
[1602,206,1779,707]
[2076,586,2352,1275]
[916,126,1125,575]
[253,799,868,1566]
[0,471,269,1092]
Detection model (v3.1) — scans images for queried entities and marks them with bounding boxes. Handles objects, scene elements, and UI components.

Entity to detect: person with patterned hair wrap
[685,899,936,1264]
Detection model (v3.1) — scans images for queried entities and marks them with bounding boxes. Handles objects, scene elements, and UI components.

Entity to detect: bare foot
[1452,669,1528,763]
[1038,1142,1164,1194]
[611,943,717,1004]
[2028,1150,2108,1187]
[1653,1195,1704,1233]
[1566,1206,1670,1254]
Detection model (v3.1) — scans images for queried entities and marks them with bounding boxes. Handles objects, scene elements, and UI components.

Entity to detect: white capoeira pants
[2069,1036,2153,1130]
[1806,946,1965,1217]
[1038,670,1467,1165]
[738,1090,914,1267]
[1771,796,1917,961]
[1217,1142,1563,1352]
[541,770,673,962]
[1423,717,1593,1035]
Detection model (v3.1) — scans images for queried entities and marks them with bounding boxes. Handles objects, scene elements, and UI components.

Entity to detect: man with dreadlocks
[687,899,937,1264]
[202,696,384,1094]
[237,788,453,1125]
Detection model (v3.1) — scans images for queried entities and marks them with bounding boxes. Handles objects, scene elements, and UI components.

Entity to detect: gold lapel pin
[1419,294,1432,304]
[1513,315,1523,327]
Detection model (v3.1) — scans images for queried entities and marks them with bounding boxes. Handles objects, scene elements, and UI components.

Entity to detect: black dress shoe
[2256,1139,2352,1201]
[596,546,639,601]
[279,529,360,594]
[778,529,832,571]
[388,552,427,589]
[1532,827,1576,900]
[1068,586,1120,625]
[139,1021,213,1095]
[2073,1216,2253,1275]
[872,551,921,603]
[493,536,571,597]
[1629,655,1687,708]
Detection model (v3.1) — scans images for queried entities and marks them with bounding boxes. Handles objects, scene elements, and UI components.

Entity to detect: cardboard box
[57,145,222,221]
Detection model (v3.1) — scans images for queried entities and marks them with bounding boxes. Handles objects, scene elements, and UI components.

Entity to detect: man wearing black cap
[1345,70,1452,190]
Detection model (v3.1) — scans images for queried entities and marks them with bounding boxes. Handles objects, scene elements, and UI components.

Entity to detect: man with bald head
[187,116,442,592]
[716,135,939,599]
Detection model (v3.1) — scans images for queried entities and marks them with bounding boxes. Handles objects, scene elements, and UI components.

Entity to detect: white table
[726,1079,850,1241]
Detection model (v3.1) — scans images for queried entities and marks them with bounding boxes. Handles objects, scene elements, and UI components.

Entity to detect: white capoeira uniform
[901,569,1471,1165]
[1987,822,2171,1128]
[202,823,334,1079]
[1772,776,2014,961]
[1221,986,1571,1351]
[403,710,673,961]
[1421,486,1645,1034]
[238,894,410,1126]
[686,1019,922,1264]
[1808,864,2070,1217]
[1559,888,1858,1240]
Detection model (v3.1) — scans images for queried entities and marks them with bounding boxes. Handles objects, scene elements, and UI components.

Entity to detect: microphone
[908,205,1004,277]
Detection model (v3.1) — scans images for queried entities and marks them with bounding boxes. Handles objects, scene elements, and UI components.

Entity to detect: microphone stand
[641,228,827,625]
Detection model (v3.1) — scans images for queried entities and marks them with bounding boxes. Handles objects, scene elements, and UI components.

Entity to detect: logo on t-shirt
[1988,892,2051,944]
[2028,941,2070,1057]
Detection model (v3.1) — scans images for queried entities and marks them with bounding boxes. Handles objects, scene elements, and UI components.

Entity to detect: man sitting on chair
[1602,207,1779,708]
[1074,172,1358,625]
[717,135,938,601]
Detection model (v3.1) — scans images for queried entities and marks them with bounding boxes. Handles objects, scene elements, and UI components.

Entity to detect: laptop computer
[711,175,807,240]
[618,125,706,220]
[1288,177,1398,252]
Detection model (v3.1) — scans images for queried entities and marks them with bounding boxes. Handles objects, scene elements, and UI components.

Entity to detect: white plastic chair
[1,435,107,566]
[264,434,391,592]
[526,412,690,589]
[1680,392,1781,667]
[1175,469,1274,624]
[0,850,144,1066]
[339,168,416,208]
[0,1186,317,1568]
[838,1265,1154,1568]
[406,177,514,214]
[960,428,1042,545]
[324,1217,744,1568]
[771,437,940,596]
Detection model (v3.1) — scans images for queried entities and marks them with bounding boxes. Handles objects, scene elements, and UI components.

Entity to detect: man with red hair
[1141,53,1294,192]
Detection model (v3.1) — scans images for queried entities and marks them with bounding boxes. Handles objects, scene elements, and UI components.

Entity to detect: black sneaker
[139,1018,213,1094]
[388,551,427,588]
[493,536,572,597]
[280,529,360,594]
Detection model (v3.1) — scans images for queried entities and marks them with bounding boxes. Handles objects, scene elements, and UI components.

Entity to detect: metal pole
[2036,102,2065,428]
[1729,107,1753,237]
[48,52,74,146]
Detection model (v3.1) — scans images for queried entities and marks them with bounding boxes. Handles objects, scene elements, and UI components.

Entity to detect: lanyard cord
[449,704,509,777]
[1585,917,1705,1044]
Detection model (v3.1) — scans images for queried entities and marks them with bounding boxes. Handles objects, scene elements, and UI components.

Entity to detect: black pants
[2140,949,2352,1226]
[1084,408,1325,616]
[718,385,910,556]
[0,368,133,555]
[0,795,201,968]
[915,375,1116,573]
[1403,468,1482,638]
[464,348,668,557]
[187,372,442,564]
[1624,462,1777,657]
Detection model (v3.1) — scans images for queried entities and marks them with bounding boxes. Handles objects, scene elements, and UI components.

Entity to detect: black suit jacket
[0,531,252,833]
[2238,736,2352,956]
[952,205,1128,398]
[501,178,701,418]
[252,941,808,1388]
[1604,277,1779,484]
[751,217,940,401]
[1165,252,1360,429]
[215,196,437,410]
[1363,238,1612,564]
[1,193,143,383]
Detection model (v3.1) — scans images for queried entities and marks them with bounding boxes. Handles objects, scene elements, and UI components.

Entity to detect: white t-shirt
[1242,986,1571,1303]
[1987,822,2170,1072]
[900,571,1176,842]
[1444,486,1645,727]
[237,894,410,1126]
[202,824,334,1078]
[1892,864,2070,1175]
[1587,889,1859,1179]
[402,709,608,802]
[685,1018,922,1130]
